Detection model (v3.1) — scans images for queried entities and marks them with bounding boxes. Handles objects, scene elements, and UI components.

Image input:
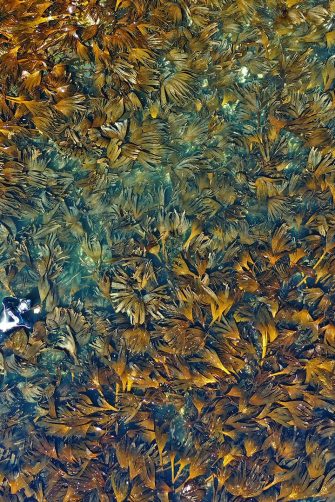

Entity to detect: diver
[0,297,34,335]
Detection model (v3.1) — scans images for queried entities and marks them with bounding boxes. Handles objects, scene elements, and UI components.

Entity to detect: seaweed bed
[0,0,335,500]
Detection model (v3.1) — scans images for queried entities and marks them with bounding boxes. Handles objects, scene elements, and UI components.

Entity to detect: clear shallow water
[0,0,335,500]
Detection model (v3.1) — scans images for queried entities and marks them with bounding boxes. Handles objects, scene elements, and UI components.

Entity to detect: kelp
[0,0,334,500]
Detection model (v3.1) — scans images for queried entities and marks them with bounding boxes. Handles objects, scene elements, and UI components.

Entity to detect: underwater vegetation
[0,0,335,500]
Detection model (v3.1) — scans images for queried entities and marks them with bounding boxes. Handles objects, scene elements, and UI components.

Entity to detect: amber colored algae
[0,0,335,500]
